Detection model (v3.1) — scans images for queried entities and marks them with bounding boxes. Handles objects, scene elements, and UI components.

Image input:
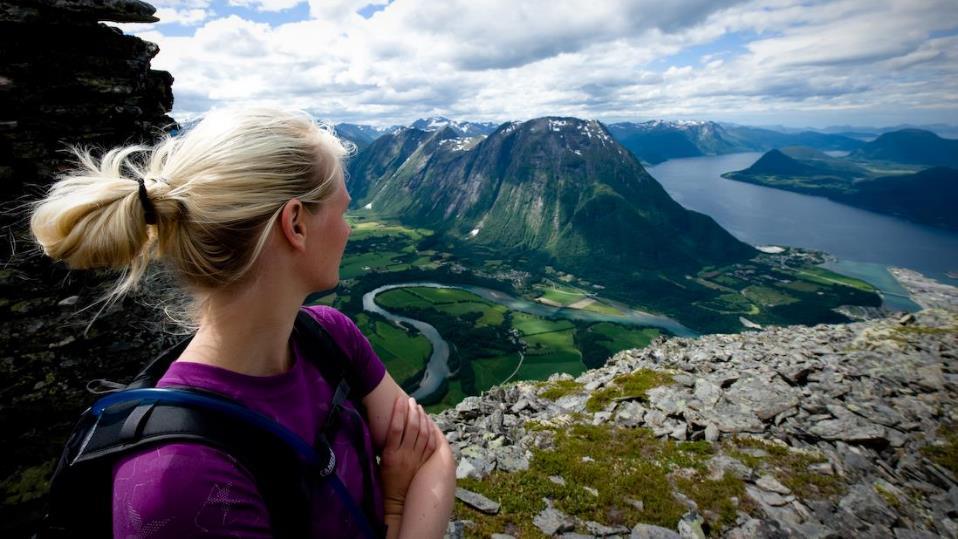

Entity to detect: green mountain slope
[724,146,958,230]
[347,117,756,275]
[851,129,958,167]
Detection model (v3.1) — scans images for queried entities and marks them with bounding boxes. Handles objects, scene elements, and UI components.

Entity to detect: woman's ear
[279,199,308,252]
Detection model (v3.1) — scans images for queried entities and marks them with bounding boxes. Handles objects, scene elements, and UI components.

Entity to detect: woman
[28,108,457,537]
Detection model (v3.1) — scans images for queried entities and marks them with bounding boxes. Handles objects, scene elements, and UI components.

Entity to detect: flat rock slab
[455,487,500,514]
[756,474,791,495]
[534,504,575,536]
[630,523,681,539]
[809,418,886,443]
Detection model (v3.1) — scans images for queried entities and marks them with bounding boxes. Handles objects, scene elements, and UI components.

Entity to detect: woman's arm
[394,424,456,538]
[363,373,457,538]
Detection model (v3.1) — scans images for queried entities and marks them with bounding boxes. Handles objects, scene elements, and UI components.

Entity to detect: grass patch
[515,351,586,381]
[539,379,584,401]
[921,425,958,477]
[512,313,575,336]
[725,437,845,500]
[589,323,661,352]
[472,353,523,392]
[579,301,623,316]
[795,267,875,292]
[355,313,431,385]
[742,286,798,307]
[874,483,902,509]
[455,424,748,537]
[586,369,674,413]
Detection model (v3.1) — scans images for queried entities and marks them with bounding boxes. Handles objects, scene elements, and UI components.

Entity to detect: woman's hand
[380,395,439,517]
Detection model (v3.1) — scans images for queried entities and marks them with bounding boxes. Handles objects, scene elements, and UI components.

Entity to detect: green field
[742,285,799,306]
[796,266,875,292]
[326,218,883,410]
[354,312,431,386]
[589,323,661,352]
[472,353,523,392]
[534,283,591,306]
[347,220,432,242]
[516,349,586,380]
[375,287,508,327]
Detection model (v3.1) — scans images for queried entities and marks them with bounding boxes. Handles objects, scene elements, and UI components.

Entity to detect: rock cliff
[440,270,957,538]
[0,2,175,536]
[0,0,174,225]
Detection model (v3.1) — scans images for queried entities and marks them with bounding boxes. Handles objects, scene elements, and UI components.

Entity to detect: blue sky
[118,0,958,129]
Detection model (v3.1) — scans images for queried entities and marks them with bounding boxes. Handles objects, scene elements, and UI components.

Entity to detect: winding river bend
[362,282,695,400]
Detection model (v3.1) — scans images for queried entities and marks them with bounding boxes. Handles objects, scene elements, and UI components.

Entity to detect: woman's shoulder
[301,304,356,332]
[299,304,364,353]
[112,442,271,537]
[299,304,386,398]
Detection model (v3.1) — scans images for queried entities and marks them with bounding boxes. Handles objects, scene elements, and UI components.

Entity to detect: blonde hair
[27,107,352,329]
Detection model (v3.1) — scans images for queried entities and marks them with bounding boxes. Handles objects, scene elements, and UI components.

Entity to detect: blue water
[648,153,958,301]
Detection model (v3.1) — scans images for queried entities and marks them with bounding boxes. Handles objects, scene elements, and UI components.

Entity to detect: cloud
[230,0,305,12]
[115,0,958,127]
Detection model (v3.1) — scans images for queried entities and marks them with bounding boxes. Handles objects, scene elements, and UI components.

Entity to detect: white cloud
[230,0,305,12]
[116,0,958,127]
[155,7,211,25]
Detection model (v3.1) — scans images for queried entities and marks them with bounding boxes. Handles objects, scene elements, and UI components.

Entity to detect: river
[362,281,695,400]
[648,153,958,306]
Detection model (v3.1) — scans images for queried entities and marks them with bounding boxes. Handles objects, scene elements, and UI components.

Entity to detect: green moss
[921,425,958,476]
[725,437,845,500]
[1,459,55,504]
[586,369,674,412]
[874,484,901,509]
[455,424,749,537]
[539,379,584,401]
[892,325,958,337]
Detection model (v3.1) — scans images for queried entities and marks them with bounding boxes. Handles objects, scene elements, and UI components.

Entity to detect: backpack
[33,307,387,539]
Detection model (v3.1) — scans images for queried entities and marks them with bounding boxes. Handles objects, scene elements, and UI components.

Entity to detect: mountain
[816,123,958,139]
[410,116,500,136]
[606,121,863,165]
[606,120,737,164]
[347,117,755,277]
[724,146,958,230]
[851,129,958,167]
[334,123,399,150]
[720,125,864,153]
[344,127,435,201]
[834,167,958,230]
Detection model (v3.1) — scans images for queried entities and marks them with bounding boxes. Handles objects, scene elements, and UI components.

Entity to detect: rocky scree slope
[437,273,958,538]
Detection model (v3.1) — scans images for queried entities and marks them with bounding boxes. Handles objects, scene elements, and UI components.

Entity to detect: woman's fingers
[413,404,429,454]
[426,421,439,454]
[402,397,420,449]
[386,393,407,451]
[420,410,437,463]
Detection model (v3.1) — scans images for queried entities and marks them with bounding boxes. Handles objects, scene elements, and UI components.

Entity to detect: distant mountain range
[409,116,499,137]
[346,117,755,277]
[749,123,958,140]
[605,120,864,165]
[334,116,957,165]
[850,129,958,167]
[333,123,398,150]
[723,130,958,230]
[335,116,498,150]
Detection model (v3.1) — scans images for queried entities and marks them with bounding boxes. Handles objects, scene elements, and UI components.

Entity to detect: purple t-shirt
[112,305,387,538]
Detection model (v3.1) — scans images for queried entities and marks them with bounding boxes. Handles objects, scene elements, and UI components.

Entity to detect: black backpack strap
[126,336,193,389]
[83,387,319,539]
[293,308,387,538]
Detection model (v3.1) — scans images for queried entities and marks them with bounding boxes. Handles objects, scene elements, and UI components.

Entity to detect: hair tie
[136,178,158,225]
